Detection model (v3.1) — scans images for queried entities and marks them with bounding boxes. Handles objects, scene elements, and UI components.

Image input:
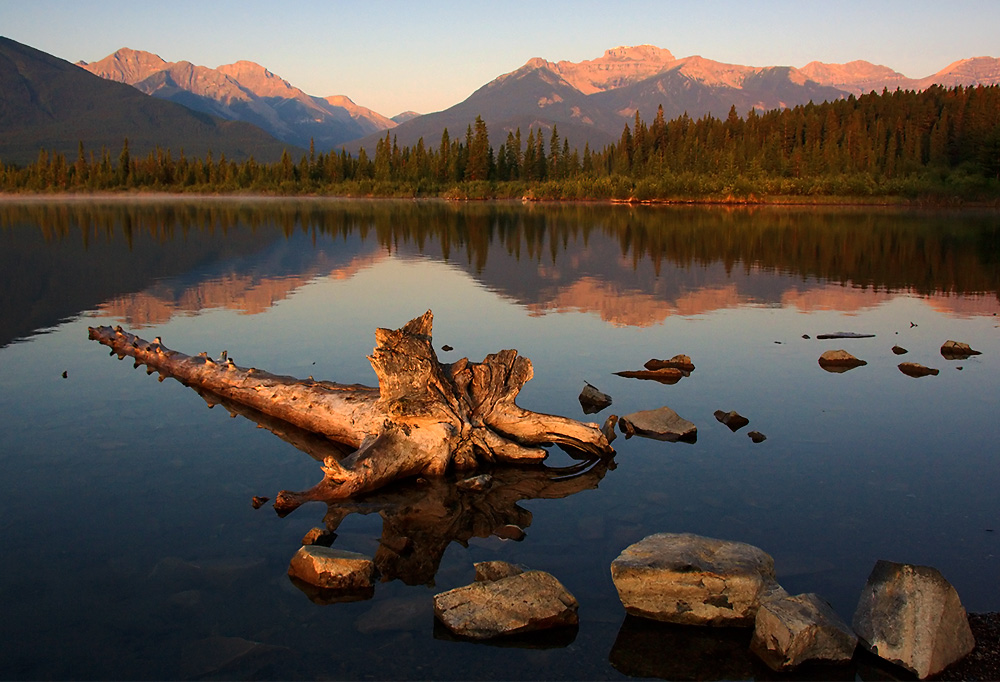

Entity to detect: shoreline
[1,190,999,210]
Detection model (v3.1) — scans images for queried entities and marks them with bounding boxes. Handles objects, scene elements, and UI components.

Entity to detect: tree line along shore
[2,85,999,204]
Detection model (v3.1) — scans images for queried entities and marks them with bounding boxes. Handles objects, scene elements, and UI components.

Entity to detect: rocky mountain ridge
[351,45,1000,152]
[0,37,293,166]
[78,48,396,151]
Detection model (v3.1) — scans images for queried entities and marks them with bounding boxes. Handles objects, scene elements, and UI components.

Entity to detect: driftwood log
[88,311,615,501]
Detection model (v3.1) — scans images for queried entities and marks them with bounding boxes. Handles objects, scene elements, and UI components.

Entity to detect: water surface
[1,199,998,680]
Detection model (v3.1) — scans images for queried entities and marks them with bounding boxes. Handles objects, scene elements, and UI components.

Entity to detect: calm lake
[1,198,998,680]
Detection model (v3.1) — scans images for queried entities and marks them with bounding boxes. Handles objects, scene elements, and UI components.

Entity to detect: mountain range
[4,36,1000,166]
[355,46,1000,152]
[77,48,399,152]
[0,37,294,165]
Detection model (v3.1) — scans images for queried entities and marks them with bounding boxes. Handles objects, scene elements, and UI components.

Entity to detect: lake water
[1,198,998,680]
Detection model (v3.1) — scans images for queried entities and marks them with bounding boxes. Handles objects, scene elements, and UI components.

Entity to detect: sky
[2,0,998,117]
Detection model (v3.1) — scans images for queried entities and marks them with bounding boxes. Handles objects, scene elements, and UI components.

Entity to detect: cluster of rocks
[582,353,766,444]
[817,339,982,377]
[286,530,976,677]
[610,533,975,678]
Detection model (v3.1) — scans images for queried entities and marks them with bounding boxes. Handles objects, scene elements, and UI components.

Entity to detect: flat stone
[748,431,767,443]
[751,592,857,671]
[434,570,579,639]
[852,560,975,679]
[287,545,375,591]
[610,532,779,626]
[816,331,875,339]
[579,382,613,413]
[714,410,750,432]
[941,340,982,360]
[619,407,697,442]
[614,368,684,384]
[892,345,909,355]
[899,362,940,378]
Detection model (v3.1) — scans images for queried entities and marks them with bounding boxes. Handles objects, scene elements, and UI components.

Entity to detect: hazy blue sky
[2,0,997,117]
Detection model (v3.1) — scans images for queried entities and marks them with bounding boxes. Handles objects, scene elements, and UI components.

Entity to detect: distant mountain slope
[79,48,395,151]
[0,37,294,166]
[354,46,1000,155]
[590,57,848,124]
[800,56,1000,95]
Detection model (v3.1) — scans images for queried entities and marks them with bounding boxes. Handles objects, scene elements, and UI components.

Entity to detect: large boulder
[610,533,780,626]
[750,592,857,671]
[852,560,975,679]
[619,407,697,442]
[433,569,579,639]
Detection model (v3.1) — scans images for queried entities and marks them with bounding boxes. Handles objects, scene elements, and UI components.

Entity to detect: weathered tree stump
[89,311,615,500]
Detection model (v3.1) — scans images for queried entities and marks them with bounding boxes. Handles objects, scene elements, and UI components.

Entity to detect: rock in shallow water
[287,546,375,591]
[610,532,781,626]
[751,592,857,671]
[898,362,940,378]
[433,570,579,639]
[578,382,613,413]
[852,560,975,679]
[941,340,982,360]
[714,409,750,432]
[818,349,868,372]
[619,407,697,442]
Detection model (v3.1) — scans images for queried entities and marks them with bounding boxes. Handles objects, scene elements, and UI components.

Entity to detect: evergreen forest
[3,84,999,203]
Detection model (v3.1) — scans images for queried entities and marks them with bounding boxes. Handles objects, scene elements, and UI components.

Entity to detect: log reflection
[203,385,615,586]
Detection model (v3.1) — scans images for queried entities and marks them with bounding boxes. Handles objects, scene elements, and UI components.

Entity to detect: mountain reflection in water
[1,199,998,347]
[2,198,1000,680]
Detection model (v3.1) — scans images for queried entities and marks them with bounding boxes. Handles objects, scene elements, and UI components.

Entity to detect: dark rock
[441,344,453,351]
[892,345,909,355]
[619,407,697,442]
[610,532,781,626]
[714,410,750,432]
[817,332,876,339]
[899,362,940,378]
[614,368,684,384]
[301,527,336,546]
[433,570,579,639]
[601,414,618,445]
[250,496,269,509]
[748,431,767,443]
[750,592,857,671]
[852,560,975,679]
[818,349,868,372]
[941,340,982,360]
[644,354,695,373]
[579,382,612,413]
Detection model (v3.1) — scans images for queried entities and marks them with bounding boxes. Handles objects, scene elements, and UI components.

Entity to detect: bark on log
[89,311,614,500]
